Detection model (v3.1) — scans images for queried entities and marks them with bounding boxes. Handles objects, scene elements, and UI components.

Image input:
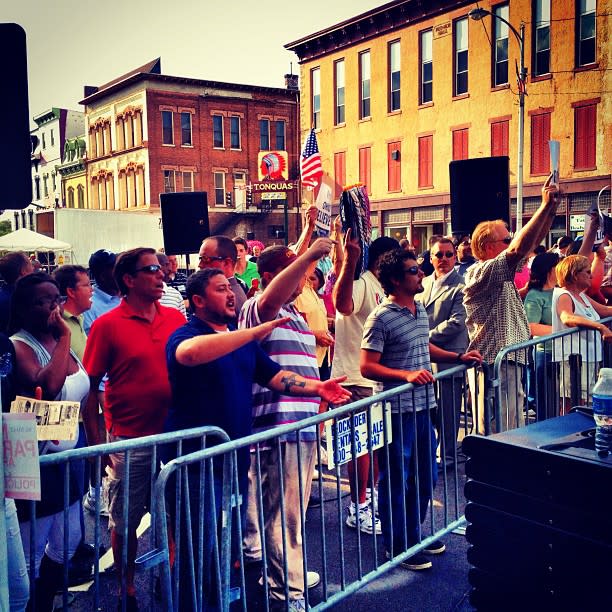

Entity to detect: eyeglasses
[134,264,162,274]
[199,255,225,264]
[433,251,455,259]
[403,265,421,276]
[34,295,67,308]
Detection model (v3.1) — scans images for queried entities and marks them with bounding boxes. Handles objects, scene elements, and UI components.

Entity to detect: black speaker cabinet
[160,191,209,255]
[449,156,510,236]
[463,411,612,610]
[1,24,32,210]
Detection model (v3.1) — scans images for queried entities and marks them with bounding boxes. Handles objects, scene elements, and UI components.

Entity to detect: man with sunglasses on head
[82,247,184,610]
[198,235,248,318]
[463,174,559,434]
[416,238,469,471]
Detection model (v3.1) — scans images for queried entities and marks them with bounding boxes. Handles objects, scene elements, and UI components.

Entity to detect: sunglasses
[199,255,225,264]
[433,251,455,259]
[134,264,162,274]
[492,236,512,245]
[404,265,421,275]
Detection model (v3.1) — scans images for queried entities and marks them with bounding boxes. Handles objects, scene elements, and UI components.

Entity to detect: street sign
[261,192,286,200]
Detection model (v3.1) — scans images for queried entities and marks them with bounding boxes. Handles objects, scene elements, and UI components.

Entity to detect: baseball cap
[88,249,117,275]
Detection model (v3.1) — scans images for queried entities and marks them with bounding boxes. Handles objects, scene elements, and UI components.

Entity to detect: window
[418,135,433,188]
[214,172,225,205]
[333,152,346,198]
[42,132,46,149]
[34,177,40,200]
[533,0,551,76]
[51,172,57,192]
[359,51,371,119]
[388,142,401,192]
[275,121,285,150]
[162,111,174,145]
[311,68,321,129]
[493,4,509,86]
[334,59,345,125]
[67,187,74,208]
[491,119,510,156]
[420,30,433,104]
[180,112,192,146]
[163,170,176,193]
[574,102,597,169]
[454,18,469,95]
[577,0,596,66]
[77,185,84,208]
[50,129,55,146]
[212,115,224,148]
[452,128,469,160]
[230,116,241,150]
[43,175,48,197]
[182,171,194,192]
[259,119,270,150]
[389,41,401,112]
[359,146,371,195]
[530,111,551,175]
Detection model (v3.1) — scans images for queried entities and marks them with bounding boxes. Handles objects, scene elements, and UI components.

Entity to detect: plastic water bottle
[592,368,612,457]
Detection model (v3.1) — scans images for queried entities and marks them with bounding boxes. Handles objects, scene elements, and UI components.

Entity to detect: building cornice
[285,0,472,62]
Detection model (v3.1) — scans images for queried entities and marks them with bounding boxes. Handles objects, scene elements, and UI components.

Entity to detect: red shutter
[575,104,596,170]
[491,121,509,157]
[453,129,469,160]
[387,142,401,191]
[418,135,433,187]
[531,112,551,175]
[334,152,346,198]
[359,147,371,194]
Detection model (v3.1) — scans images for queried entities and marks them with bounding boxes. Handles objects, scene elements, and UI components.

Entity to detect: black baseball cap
[88,249,117,276]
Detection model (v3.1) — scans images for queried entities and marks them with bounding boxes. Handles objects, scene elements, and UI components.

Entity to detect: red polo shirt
[83,300,184,437]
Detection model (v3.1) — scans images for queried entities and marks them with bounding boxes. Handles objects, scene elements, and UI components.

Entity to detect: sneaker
[288,599,306,612]
[307,570,320,589]
[345,504,381,535]
[270,598,306,612]
[423,540,446,555]
[365,487,379,517]
[83,490,109,517]
[385,550,432,571]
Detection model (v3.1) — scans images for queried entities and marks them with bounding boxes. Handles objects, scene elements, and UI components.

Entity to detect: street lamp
[469,7,527,231]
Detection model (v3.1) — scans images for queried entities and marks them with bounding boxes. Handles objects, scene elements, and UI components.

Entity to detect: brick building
[80,58,302,248]
[286,0,611,249]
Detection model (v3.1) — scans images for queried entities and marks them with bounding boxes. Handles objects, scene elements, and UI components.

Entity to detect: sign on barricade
[2,413,41,500]
[325,402,392,468]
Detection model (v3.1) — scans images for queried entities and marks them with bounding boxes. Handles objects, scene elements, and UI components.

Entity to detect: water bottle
[592,368,612,457]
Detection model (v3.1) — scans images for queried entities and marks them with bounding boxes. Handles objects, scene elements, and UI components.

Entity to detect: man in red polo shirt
[82,247,184,609]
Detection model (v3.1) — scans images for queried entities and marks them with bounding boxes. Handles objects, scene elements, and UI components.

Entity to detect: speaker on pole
[160,191,210,255]
[449,156,510,237]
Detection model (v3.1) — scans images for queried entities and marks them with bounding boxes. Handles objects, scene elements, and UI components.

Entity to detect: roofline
[80,72,295,106]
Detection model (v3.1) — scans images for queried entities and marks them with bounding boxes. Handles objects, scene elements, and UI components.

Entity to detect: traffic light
[246,189,253,206]
[226,191,232,206]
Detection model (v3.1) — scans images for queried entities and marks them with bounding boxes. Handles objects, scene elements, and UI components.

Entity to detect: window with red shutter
[574,104,596,170]
[491,120,509,157]
[387,141,401,191]
[452,128,469,160]
[418,135,433,188]
[530,112,551,175]
[359,147,371,195]
[334,151,346,198]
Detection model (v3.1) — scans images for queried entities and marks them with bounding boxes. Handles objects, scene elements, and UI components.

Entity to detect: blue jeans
[378,410,437,554]
[5,498,29,612]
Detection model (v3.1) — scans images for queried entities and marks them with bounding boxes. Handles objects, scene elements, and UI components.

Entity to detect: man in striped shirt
[239,239,350,611]
[361,248,481,571]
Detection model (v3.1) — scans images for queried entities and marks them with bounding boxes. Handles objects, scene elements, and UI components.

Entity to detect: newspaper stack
[10,395,80,440]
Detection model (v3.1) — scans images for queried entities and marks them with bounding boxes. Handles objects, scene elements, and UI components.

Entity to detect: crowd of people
[2,172,611,611]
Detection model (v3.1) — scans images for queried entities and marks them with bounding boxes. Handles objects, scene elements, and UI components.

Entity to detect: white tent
[0,228,71,252]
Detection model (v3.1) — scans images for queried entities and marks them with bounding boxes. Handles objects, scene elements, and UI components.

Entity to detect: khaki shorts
[104,435,153,532]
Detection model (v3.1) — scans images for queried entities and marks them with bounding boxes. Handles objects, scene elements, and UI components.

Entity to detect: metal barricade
[492,316,612,433]
[152,363,479,611]
[21,425,229,612]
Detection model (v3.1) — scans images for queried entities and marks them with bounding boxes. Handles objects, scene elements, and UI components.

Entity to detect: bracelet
[456,352,464,363]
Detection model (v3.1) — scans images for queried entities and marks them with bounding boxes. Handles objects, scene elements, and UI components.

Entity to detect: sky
[5,0,385,118]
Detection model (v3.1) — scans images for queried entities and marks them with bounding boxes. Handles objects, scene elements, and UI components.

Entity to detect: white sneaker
[287,599,306,612]
[345,503,381,535]
[83,489,109,517]
[365,487,379,517]
[307,570,320,589]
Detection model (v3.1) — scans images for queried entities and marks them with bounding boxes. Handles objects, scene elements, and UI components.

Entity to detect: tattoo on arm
[280,374,306,394]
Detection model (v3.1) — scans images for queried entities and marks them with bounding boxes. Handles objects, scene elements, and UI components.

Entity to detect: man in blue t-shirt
[164,268,350,610]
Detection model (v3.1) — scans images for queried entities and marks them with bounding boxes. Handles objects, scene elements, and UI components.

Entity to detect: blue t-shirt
[164,316,281,468]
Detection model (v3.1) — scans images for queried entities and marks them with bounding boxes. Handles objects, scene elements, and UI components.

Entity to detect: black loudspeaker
[160,191,209,255]
[1,24,32,209]
[449,156,510,236]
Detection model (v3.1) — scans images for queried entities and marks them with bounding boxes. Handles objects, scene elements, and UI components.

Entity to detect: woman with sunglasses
[8,272,90,611]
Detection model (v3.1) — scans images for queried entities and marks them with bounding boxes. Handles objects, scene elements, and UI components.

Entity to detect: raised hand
[308,237,334,261]
[343,228,361,261]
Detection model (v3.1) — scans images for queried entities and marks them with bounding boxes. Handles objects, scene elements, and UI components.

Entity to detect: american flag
[300,129,323,188]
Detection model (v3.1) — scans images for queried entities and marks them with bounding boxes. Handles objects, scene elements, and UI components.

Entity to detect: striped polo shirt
[238,297,320,441]
[361,300,436,413]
